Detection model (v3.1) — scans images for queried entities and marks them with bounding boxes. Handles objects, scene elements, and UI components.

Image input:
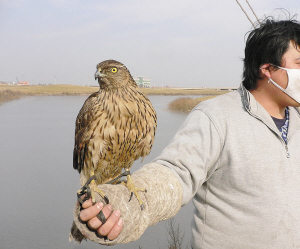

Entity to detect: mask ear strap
[270,64,286,71]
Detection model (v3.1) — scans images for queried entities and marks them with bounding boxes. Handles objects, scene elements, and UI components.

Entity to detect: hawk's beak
[94,70,106,80]
[94,71,99,80]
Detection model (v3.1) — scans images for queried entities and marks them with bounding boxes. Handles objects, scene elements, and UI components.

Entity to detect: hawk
[73,60,157,209]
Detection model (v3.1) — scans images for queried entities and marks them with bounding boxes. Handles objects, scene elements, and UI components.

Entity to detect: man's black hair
[242,16,300,90]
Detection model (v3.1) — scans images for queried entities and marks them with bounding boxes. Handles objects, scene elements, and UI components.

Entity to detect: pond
[0,95,198,249]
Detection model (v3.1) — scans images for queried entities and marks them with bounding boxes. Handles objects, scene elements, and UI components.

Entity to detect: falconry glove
[69,163,183,245]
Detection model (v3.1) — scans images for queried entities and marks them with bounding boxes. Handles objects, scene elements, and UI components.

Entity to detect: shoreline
[0,84,230,105]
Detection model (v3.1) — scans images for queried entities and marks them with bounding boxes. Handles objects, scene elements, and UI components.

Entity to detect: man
[71,18,300,248]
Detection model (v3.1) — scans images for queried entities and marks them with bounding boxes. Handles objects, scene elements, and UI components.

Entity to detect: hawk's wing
[73,88,157,184]
[73,92,101,172]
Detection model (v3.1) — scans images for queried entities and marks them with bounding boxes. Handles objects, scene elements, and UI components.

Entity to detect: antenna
[235,0,260,28]
[245,0,261,24]
[83,77,90,86]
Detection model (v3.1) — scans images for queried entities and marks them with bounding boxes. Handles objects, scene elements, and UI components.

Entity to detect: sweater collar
[239,83,274,124]
[239,83,300,141]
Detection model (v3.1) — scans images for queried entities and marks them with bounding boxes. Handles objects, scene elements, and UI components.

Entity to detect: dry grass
[0,89,26,104]
[0,84,99,104]
[166,218,189,249]
[0,84,230,105]
[0,84,98,95]
[140,87,229,96]
[0,84,229,96]
[138,218,189,249]
[168,96,217,113]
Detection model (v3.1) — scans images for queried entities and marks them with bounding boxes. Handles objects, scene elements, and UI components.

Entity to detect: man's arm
[70,108,221,245]
[70,163,183,245]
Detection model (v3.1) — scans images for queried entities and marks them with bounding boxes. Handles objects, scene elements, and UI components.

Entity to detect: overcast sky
[1,0,300,88]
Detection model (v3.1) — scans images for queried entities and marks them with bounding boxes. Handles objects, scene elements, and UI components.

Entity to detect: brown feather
[73,60,157,186]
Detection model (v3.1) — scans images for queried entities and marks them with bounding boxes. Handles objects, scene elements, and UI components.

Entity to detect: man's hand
[79,198,123,240]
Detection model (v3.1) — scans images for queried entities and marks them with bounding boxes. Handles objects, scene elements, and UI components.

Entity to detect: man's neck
[249,82,287,119]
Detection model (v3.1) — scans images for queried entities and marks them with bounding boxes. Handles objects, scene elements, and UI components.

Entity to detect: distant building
[18,81,30,85]
[133,76,151,88]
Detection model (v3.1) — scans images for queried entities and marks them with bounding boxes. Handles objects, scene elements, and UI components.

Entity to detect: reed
[168,96,217,113]
[0,89,25,104]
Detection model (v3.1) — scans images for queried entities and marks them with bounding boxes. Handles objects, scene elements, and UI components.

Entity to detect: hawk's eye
[111,68,118,73]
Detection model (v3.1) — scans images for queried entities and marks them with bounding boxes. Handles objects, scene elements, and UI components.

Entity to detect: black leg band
[96,210,106,224]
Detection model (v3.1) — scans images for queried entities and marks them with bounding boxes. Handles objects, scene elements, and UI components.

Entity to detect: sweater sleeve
[154,108,223,205]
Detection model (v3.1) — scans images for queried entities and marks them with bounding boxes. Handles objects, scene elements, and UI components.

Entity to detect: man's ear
[259,64,272,78]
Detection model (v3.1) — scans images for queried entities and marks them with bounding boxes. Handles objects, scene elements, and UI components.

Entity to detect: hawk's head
[95,60,136,89]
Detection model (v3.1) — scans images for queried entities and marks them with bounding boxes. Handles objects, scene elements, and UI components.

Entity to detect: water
[0,95,197,249]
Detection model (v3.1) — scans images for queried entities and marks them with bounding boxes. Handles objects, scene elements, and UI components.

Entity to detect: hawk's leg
[122,168,147,210]
[90,178,109,204]
[77,168,109,205]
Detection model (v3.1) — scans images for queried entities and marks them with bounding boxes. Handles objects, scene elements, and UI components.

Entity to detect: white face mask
[268,66,300,104]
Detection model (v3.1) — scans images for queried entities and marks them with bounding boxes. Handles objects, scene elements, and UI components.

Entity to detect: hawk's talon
[129,192,134,202]
[77,184,92,206]
[104,195,109,204]
[123,172,147,210]
[78,174,110,205]
[91,182,110,204]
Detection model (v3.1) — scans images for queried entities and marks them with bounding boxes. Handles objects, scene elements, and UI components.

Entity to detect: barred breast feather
[73,85,157,186]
